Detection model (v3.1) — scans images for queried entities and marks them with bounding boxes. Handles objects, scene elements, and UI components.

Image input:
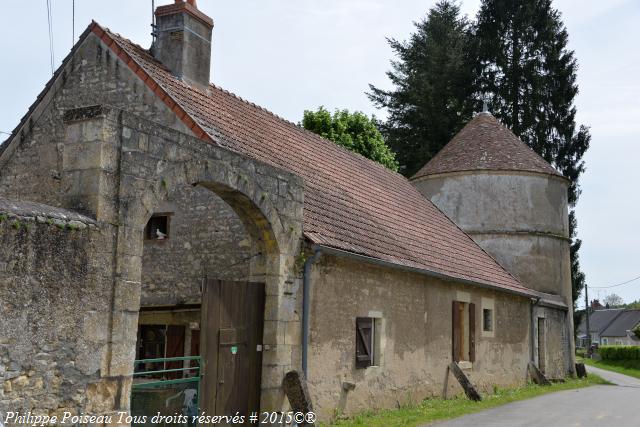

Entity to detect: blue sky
[1,1,638,305]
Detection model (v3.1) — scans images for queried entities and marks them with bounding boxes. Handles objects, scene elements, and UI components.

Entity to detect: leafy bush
[302,107,399,172]
[599,345,640,360]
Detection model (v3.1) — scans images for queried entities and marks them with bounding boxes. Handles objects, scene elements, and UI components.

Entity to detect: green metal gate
[131,356,201,426]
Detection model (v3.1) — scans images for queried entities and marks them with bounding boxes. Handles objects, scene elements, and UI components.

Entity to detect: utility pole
[584,283,591,352]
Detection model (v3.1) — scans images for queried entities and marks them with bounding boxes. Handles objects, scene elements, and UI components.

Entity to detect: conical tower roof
[412,113,564,180]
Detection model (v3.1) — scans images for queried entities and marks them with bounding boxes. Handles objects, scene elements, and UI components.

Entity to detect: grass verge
[580,357,640,380]
[323,374,609,427]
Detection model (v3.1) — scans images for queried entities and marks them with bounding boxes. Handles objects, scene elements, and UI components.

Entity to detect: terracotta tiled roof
[88,23,534,295]
[413,113,564,180]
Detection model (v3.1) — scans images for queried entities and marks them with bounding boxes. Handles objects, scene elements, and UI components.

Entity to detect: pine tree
[474,0,591,307]
[368,1,476,177]
[569,211,585,304]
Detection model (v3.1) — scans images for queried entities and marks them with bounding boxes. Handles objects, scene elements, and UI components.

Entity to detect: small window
[355,317,374,369]
[145,214,170,240]
[483,308,493,332]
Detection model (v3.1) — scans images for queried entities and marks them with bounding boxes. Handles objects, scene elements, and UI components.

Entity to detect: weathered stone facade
[0,101,304,419]
[413,170,575,379]
[533,305,572,379]
[307,254,531,420]
[141,184,251,306]
[412,171,571,299]
[0,200,115,417]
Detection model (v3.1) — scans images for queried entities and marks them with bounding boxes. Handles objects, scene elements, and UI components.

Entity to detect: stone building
[0,0,574,423]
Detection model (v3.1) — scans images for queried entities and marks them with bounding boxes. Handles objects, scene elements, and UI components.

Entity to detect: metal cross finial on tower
[481,94,491,114]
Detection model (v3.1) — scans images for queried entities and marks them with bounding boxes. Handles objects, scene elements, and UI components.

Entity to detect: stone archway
[101,118,304,414]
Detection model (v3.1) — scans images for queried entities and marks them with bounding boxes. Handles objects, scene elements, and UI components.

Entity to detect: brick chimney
[152,0,213,91]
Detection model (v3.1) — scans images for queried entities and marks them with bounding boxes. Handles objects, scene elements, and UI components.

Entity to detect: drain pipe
[302,247,322,377]
[530,297,541,362]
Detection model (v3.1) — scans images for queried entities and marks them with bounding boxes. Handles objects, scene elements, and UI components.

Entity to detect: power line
[72,0,75,44]
[590,275,640,289]
[46,0,55,75]
[0,131,12,135]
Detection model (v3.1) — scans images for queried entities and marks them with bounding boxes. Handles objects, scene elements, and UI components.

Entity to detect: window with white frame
[483,308,493,332]
[481,297,495,338]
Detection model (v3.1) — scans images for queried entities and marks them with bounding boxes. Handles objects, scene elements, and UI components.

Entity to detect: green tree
[301,107,399,171]
[473,0,591,307]
[624,299,640,310]
[368,0,476,177]
[569,211,585,304]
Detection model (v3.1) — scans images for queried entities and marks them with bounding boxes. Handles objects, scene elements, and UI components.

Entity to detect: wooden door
[165,325,186,379]
[201,279,265,420]
[537,317,546,374]
[452,302,475,363]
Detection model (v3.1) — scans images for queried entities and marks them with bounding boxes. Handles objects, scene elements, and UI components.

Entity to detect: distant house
[577,309,624,347]
[600,310,640,346]
[577,309,640,347]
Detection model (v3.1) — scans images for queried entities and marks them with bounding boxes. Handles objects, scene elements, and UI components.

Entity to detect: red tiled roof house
[0,1,575,421]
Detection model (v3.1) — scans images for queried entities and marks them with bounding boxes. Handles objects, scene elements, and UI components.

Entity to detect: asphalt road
[429,365,640,427]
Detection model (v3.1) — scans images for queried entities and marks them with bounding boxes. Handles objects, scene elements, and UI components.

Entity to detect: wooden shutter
[452,301,461,362]
[355,317,373,368]
[469,303,476,363]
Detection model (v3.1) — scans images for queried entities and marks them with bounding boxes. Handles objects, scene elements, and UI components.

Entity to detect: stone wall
[413,170,576,377]
[0,199,114,420]
[534,305,571,379]
[412,171,571,303]
[307,254,531,421]
[0,97,304,415]
[0,33,190,211]
[141,184,251,307]
[114,113,305,409]
[0,29,263,312]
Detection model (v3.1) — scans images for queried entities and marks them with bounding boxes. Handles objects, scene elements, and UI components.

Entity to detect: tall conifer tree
[368,1,476,177]
[473,0,591,306]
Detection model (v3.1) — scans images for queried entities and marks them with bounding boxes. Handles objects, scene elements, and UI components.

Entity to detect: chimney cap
[156,0,213,28]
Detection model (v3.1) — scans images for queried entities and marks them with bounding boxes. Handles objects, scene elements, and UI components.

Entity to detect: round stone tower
[411,112,572,304]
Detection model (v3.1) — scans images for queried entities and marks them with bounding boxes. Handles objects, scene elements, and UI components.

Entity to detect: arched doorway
[112,151,304,419]
[132,181,272,420]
